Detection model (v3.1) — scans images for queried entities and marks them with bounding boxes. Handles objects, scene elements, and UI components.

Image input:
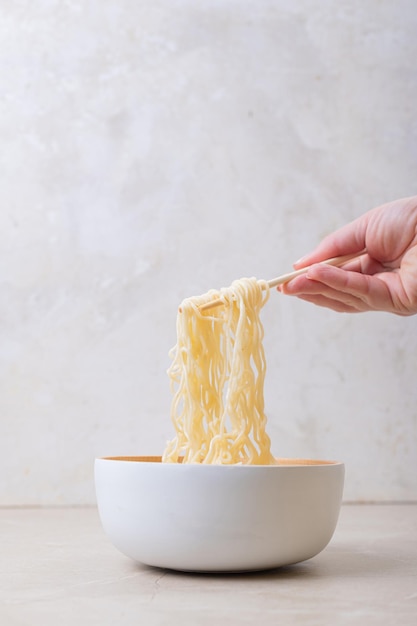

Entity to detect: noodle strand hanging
[163,277,275,465]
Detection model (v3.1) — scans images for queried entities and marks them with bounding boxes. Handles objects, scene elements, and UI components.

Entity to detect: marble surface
[1,505,416,625]
[1,1,417,506]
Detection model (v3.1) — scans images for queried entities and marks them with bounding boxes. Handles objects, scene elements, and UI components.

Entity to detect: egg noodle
[162,277,275,465]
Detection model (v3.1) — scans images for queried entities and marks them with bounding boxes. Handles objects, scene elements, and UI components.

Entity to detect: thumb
[294,214,370,269]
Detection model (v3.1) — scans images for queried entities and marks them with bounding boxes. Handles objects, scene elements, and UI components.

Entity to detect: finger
[293,293,363,313]
[304,264,393,311]
[280,274,317,294]
[282,272,372,311]
[293,214,370,269]
[280,256,387,297]
[339,254,388,275]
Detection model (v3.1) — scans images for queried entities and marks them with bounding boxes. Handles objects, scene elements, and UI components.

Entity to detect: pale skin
[280,196,417,316]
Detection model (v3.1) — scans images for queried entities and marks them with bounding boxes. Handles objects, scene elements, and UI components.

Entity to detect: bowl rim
[96,455,343,467]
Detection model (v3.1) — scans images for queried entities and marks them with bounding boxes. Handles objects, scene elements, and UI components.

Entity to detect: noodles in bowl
[95,277,345,571]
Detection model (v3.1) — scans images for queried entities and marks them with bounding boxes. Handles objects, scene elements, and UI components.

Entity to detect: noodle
[162,277,275,465]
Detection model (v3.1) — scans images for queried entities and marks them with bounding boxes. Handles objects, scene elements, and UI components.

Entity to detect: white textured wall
[1,0,416,505]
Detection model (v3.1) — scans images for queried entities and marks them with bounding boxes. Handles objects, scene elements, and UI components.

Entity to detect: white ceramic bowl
[95,456,344,572]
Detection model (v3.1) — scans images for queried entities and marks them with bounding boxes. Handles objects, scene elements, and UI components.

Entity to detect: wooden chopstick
[266,251,364,287]
[199,251,365,312]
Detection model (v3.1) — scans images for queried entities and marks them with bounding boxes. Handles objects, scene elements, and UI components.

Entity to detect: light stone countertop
[1,505,416,626]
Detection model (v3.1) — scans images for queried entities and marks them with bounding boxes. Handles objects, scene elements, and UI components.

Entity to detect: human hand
[280,196,417,315]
